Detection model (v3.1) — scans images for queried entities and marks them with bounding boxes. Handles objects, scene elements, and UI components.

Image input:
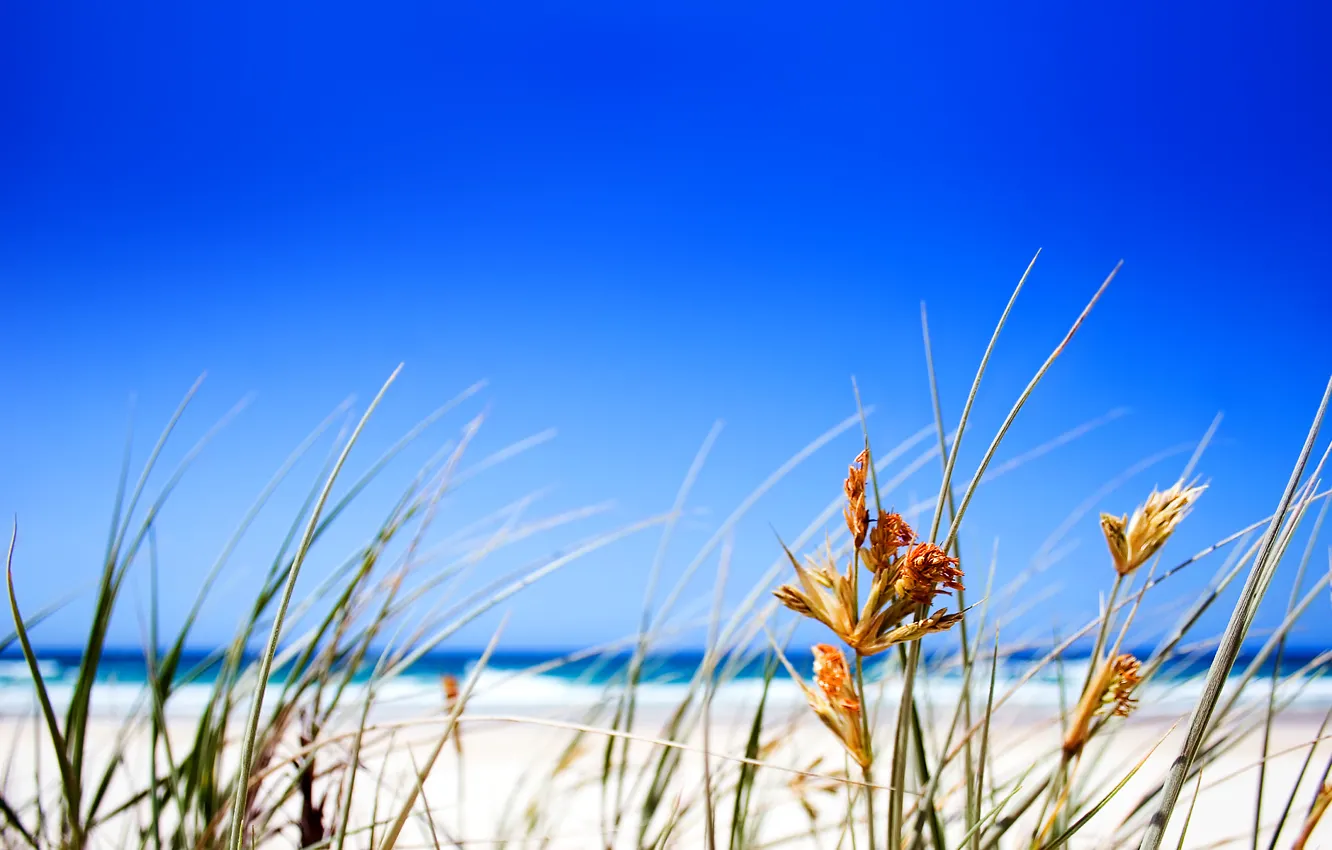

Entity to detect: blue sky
[1,0,1330,651]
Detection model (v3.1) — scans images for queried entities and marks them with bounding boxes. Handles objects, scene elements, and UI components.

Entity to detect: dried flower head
[1103,654,1142,717]
[813,643,859,712]
[1063,653,1143,756]
[773,541,860,642]
[864,511,914,572]
[800,644,870,767]
[1101,481,1206,575]
[775,460,966,657]
[844,449,870,549]
[893,543,965,605]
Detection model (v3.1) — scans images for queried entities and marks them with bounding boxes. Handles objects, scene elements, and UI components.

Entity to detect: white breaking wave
[2,665,1330,720]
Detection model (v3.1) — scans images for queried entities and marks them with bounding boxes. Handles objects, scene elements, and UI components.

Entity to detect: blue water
[1,644,1323,690]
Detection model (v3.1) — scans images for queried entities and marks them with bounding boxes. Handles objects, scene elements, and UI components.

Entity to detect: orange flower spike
[800,644,870,767]
[843,449,870,549]
[894,543,964,605]
[812,644,860,713]
[865,511,914,572]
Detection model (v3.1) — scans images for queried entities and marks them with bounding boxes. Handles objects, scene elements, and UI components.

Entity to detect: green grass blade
[729,650,778,850]
[1177,768,1204,850]
[927,250,1038,543]
[226,365,402,850]
[974,630,1000,850]
[941,261,1119,551]
[6,522,81,846]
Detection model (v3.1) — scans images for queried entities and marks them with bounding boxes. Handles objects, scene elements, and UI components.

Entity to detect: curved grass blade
[226,365,402,850]
[5,522,80,846]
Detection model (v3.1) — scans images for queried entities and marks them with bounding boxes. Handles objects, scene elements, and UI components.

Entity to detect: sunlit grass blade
[1176,768,1204,850]
[1044,721,1176,849]
[226,364,402,850]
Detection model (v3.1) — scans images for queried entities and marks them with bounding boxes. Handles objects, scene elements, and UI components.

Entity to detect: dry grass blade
[456,712,914,796]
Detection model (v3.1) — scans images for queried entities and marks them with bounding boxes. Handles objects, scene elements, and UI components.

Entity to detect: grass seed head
[1103,654,1143,717]
[1063,653,1143,756]
[894,543,964,605]
[844,449,870,549]
[812,643,860,713]
[864,511,914,572]
[1101,481,1206,575]
[777,460,965,656]
[773,542,859,642]
[802,644,871,768]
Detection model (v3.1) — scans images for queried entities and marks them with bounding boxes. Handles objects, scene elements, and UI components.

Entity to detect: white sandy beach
[2,697,1329,849]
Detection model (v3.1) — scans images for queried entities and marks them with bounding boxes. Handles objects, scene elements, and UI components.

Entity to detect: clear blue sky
[2,0,1330,651]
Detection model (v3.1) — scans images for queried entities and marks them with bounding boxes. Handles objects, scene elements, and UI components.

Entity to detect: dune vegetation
[3,257,1331,849]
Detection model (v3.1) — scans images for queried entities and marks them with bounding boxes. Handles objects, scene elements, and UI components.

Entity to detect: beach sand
[2,699,1329,848]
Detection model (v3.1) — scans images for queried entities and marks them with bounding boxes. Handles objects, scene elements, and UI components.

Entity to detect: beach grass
[3,258,1332,849]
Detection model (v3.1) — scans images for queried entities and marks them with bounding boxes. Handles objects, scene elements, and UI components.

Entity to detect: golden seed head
[773,542,859,641]
[1103,654,1142,718]
[844,449,870,549]
[1063,652,1144,756]
[773,584,814,617]
[894,543,965,605]
[1103,482,1205,575]
[1099,513,1129,572]
[812,643,860,713]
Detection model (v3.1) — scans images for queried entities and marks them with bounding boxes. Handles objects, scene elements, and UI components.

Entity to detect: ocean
[1,645,1327,719]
